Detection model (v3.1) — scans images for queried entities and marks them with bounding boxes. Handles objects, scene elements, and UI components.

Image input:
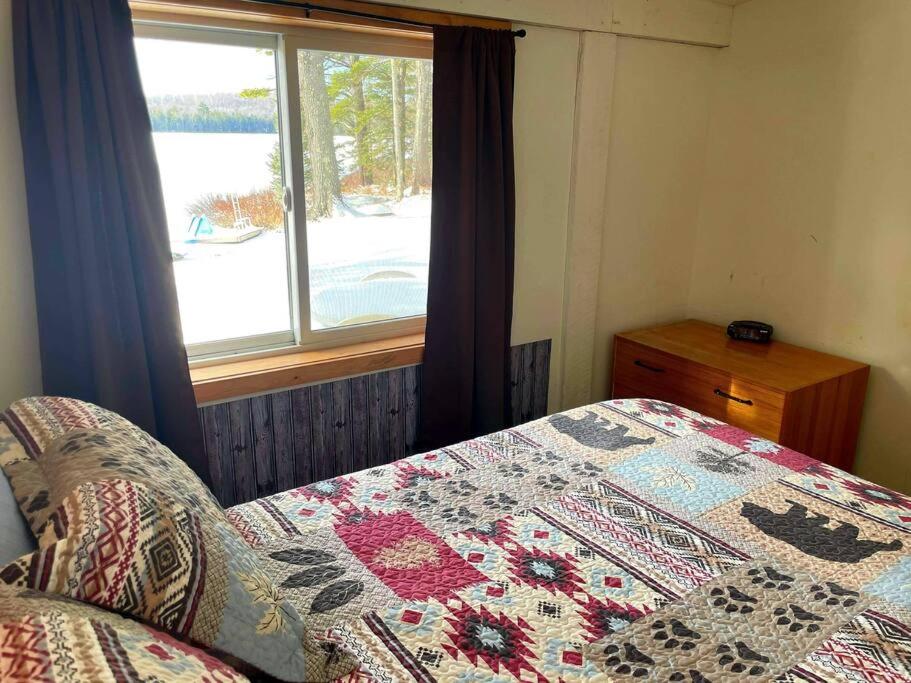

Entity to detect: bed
[225,398,911,681]
[1,397,909,681]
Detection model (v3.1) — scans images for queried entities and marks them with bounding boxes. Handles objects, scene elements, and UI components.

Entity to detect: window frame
[134,18,432,364]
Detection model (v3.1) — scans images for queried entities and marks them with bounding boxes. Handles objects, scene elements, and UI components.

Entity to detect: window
[134,22,432,359]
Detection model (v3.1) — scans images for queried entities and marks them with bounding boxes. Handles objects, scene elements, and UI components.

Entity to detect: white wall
[0,0,41,408]
[510,25,580,411]
[0,1,722,418]
[591,36,717,399]
[687,0,911,494]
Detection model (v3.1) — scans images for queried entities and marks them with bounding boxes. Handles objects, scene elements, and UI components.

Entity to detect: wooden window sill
[190,334,424,404]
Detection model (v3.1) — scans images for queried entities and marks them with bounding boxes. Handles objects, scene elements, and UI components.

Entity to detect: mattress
[228,399,911,681]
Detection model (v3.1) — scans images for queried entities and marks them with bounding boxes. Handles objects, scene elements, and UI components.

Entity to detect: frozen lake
[153,132,278,240]
[152,132,430,346]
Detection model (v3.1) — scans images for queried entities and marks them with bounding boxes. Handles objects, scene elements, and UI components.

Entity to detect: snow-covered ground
[173,195,430,345]
[152,131,430,346]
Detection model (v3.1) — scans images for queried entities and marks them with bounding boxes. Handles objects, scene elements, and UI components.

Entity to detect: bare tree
[390,58,406,201]
[299,51,340,218]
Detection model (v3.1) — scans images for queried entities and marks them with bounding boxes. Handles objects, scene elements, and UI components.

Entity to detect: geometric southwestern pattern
[225,399,910,682]
[0,397,360,682]
[0,477,357,681]
[0,585,249,682]
[0,396,223,538]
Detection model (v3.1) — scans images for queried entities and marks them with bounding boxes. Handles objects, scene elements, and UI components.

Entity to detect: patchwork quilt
[229,399,911,682]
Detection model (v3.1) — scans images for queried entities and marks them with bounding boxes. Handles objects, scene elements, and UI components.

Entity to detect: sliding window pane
[297,49,432,330]
[135,36,292,348]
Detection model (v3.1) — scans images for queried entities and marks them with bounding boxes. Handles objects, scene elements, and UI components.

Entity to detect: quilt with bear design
[228,399,911,682]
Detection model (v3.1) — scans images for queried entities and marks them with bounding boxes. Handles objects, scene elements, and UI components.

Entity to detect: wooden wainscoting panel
[510,339,552,426]
[251,395,276,498]
[201,339,552,505]
[403,365,421,454]
[270,391,295,493]
[200,402,234,507]
[310,383,334,482]
[349,375,369,474]
[290,387,314,486]
[227,399,256,504]
[367,371,390,468]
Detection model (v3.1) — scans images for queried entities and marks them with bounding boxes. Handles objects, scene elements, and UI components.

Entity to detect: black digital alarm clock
[727,320,774,343]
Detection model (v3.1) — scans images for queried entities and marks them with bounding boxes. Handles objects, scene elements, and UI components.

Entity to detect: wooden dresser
[611,320,869,471]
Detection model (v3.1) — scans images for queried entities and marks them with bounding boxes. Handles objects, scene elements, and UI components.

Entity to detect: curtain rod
[238,0,527,37]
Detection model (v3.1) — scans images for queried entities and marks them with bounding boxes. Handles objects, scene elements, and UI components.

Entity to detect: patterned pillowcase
[0,396,219,536]
[1,478,357,682]
[0,422,47,534]
[35,427,226,540]
[0,584,248,682]
[0,396,224,537]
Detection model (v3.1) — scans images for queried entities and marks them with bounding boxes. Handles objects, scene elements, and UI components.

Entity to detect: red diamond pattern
[401,609,423,625]
[562,650,583,666]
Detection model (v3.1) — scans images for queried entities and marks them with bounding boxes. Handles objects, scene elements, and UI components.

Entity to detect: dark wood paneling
[403,365,420,454]
[251,395,275,497]
[367,371,389,468]
[520,343,534,423]
[227,399,255,504]
[200,339,551,505]
[201,402,234,507]
[509,345,523,427]
[388,368,404,465]
[310,383,334,482]
[290,387,313,487]
[532,339,552,419]
[331,380,353,476]
[510,339,551,428]
[271,391,295,493]
[349,375,369,473]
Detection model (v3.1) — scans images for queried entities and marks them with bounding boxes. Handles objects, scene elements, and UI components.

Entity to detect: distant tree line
[148,94,277,134]
[149,106,276,133]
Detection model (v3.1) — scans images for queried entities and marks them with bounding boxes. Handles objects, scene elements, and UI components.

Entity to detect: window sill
[190,333,425,404]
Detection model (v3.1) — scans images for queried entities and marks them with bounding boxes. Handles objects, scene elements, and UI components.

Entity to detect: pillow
[0,584,248,682]
[1,428,357,682]
[34,427,226,539]
[0,396,172,535]
[1,399,359,682]
[0,463,34,565]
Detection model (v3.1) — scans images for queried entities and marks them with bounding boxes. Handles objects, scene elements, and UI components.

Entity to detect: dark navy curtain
[13,0,210,483]
[419,27,516,449]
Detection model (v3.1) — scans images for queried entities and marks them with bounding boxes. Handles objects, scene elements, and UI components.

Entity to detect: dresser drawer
[613,338,785,441]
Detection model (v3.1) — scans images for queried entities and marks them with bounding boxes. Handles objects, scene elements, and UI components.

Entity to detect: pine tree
[411,60,432,193]
[299,51,341,218]
[390,58,407,201]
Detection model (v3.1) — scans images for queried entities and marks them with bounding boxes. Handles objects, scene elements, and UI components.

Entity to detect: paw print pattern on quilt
[389,444,641,536]
[217,400,910,681]
[585,559,868,681]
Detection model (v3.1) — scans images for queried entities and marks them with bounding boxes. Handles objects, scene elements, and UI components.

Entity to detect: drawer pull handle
[714,388,753,406]
[634,359,665,373]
